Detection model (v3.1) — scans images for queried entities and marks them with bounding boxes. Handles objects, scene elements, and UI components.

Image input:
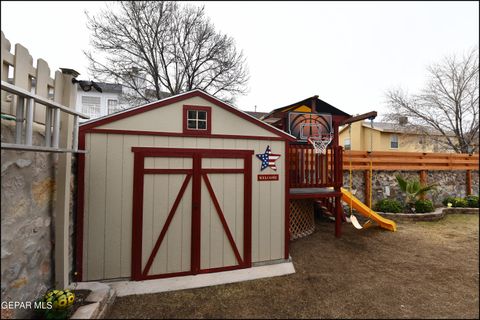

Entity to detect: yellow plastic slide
[340,188,397,232]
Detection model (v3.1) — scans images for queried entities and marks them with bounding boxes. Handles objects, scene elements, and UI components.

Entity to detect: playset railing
[288,144,343,188]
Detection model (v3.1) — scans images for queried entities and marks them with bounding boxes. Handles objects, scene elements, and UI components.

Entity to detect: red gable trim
[79,90,296,141]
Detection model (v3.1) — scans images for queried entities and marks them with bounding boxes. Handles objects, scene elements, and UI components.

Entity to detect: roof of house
[266,95,351,118]
[339,120,454,136]
[95,82,122,94]
[244,111,269,119]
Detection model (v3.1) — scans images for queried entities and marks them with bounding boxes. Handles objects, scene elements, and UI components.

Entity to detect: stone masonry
[1,119,77,319]
[343,169,479,208]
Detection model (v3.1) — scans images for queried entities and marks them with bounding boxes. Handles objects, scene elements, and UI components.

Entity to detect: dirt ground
[108,214,479,319]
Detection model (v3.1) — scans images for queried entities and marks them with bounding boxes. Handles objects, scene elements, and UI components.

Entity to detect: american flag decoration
[256,145,281,171]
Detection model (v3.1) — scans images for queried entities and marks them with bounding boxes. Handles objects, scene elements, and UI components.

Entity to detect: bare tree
[385,48,479,153]
[85,1,249,105]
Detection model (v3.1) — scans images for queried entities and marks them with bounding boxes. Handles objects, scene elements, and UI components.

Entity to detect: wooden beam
[340,111,378,126]
[466,170,472,196]
[364,170,371,208]
[419,170,427,200]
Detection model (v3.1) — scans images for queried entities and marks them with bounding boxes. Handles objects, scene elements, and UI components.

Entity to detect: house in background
[339,118,456,152]
[75,81,123,120]
[75,80,176,121]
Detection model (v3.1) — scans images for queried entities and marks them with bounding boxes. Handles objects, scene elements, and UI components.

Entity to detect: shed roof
[80,89,296,141]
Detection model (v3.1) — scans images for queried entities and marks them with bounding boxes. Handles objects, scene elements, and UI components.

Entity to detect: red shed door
[131,148,252,280]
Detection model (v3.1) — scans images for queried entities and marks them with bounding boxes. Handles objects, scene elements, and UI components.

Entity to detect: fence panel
[343,151,478,171]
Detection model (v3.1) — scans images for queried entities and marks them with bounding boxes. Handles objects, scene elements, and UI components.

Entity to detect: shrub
[414,199,435,213]
[465,195,479,208]
[374,199,403,213]
[442,196,456,207]
[452,197,468,207]
[395,174,437,205]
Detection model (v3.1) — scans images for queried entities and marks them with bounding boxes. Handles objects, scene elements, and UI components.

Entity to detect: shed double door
[131,147,253,280]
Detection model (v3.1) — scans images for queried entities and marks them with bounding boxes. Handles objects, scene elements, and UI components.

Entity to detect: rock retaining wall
[343,170,479,207]
[1,119,76,319]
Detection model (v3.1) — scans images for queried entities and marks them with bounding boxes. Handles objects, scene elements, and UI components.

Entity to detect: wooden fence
[342,151,479,171]
[1,30,81,289]
[342,150,479,207]
[1,30,65,124]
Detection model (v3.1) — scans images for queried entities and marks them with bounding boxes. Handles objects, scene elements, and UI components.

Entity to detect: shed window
[183,105,211,135]
[187,110,207,130]
[390,134,399,149]
[344,138,351,150]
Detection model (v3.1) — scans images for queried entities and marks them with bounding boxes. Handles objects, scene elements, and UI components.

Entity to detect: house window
[183,105,211,135]
[344,138,351,150]
[82,96,101,118]
[107,99,119,114]
[390,134,399,149]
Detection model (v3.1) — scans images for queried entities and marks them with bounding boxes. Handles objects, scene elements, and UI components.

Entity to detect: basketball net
[308,133,333,154]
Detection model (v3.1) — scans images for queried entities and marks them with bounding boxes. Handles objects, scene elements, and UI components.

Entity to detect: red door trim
[202,173,244,266]
[131,152,145,280]
[143,169,193,174]
[201,168,244,174]
[132,147,254,158]
[243,155,252,265]
[131,147,252,280]
[142,174,192,278]
[191,154,202,274]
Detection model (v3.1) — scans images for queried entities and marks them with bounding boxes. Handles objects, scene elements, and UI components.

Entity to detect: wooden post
[364,170,371,208]
[466,170,472,196]
[335,196,342,238]
[53,68,78,288]
[419,170,427,200]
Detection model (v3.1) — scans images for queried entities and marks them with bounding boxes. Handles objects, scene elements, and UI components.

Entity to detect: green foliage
[414,199,435,213]
[395,174,437,204]
[442,196,456,206]
[465,195,479,208]
[374,199,403,213]
[452,197,468,208]
[442,195,478,208]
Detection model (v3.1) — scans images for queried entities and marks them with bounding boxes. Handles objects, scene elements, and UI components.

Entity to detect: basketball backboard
[288,112,333,142]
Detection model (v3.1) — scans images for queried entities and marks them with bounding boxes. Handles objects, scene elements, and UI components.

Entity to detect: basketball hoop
[308,133,333,154]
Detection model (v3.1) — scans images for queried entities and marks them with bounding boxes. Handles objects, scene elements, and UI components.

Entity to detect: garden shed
[76,90,295,281]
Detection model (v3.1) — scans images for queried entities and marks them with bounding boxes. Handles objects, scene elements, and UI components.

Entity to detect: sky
[1,1,478,118]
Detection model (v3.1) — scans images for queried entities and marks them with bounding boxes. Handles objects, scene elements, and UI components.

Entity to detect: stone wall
[342,169,479,208]
[1,119,56,318]
[1,119,77,319]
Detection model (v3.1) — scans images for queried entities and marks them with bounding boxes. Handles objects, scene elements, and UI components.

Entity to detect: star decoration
[256,145,281,171]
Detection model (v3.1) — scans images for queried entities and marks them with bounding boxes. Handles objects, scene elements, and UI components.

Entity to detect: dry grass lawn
[108,214,479,319]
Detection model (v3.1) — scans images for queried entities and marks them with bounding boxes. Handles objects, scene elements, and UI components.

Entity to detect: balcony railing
[288,144,343,188]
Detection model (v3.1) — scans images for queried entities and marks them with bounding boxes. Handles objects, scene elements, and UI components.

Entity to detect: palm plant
[395,174,438,205]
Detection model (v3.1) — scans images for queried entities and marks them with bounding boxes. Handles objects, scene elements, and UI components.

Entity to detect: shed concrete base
[108,262,296,297]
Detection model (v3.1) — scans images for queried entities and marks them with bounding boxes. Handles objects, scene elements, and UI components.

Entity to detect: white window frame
[344,137,351,150]
[390,134,399,149]
[107,99,119,114]
[81,96,101,118]
[187,110,208,130]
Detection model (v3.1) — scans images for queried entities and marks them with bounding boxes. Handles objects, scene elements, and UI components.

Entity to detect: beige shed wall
[82,133,286,281]
[95,96,280,138]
